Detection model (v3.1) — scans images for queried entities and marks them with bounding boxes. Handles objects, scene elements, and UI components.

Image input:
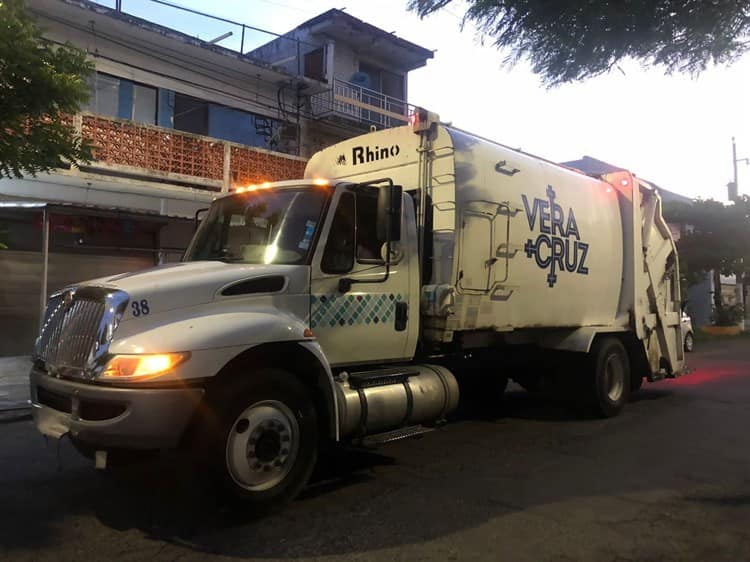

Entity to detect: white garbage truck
[30,111,684,509]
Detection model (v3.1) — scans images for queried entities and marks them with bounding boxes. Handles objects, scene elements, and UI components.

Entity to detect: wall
[249,30,314,77]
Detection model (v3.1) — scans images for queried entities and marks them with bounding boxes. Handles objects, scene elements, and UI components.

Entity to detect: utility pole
[730,137,738,201]
[731,136,750,201]
[730,137,749,328]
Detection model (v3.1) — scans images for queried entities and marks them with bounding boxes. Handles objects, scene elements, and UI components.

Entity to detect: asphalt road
[1,338,749,562]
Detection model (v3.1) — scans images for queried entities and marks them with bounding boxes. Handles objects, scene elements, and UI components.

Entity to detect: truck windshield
[184,188,329,264]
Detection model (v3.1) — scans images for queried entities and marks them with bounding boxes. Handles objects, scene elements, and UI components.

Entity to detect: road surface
[1,338,749,561]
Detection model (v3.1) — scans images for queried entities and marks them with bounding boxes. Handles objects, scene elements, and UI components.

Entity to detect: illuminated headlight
[100,352,190,381]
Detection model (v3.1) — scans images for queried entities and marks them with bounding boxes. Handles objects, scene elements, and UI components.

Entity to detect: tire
[630,374,643,393]
[586,337,630,418]
[198,368,318,511]
[684,332,694,353]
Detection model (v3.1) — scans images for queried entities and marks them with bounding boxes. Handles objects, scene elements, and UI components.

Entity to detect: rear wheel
[199,368,318,511]
[586,337,630,418]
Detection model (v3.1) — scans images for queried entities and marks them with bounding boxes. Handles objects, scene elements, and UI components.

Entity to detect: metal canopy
[0,200,195,221]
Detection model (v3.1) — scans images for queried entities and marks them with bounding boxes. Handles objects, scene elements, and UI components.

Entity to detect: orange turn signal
[101,352,190,381]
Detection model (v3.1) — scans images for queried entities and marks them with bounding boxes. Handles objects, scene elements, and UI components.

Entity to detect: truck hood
[82,261,309,318]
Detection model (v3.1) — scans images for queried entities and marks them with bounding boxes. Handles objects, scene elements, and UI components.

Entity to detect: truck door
[310,186,414,367]
[457,201,510,293]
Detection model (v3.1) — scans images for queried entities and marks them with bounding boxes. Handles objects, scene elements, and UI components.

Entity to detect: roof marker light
[312,178,329,186]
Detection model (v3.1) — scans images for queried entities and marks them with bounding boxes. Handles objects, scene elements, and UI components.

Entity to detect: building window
[381,70,405,100]
[304,48,325,81]
[84,73,120,118]
[174,93,209,136]
[83,72,157,125]
[356,63,405,100]
[132,83,157,124]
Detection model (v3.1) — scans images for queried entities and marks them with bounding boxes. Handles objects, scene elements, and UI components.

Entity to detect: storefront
[0,202,195,356]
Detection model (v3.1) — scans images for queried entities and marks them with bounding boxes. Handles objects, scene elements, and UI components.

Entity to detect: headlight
[101,352,190,381]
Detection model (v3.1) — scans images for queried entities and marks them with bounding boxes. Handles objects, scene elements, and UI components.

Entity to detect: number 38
[131,299,151,317]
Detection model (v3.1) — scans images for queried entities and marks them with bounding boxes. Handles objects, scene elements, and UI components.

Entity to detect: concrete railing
[71,113,307,192]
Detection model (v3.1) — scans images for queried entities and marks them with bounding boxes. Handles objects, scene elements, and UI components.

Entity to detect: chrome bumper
[30,368,204,450]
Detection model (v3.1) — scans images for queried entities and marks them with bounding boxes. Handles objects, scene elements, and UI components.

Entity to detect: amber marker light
[312,178,329,187]
[101,352,190,381]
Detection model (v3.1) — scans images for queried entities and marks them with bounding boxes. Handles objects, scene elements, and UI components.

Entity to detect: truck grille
[35,286,129,379]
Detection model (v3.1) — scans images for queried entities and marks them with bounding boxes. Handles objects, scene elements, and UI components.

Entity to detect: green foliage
[664,196,750,317]
[664,196,750,279]
[0,0,93,178]
[408,0,750,86]
[712,303,745,326]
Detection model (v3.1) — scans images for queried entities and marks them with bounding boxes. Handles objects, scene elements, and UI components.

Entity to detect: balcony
[310,79,416,130]
[67,113,307,191]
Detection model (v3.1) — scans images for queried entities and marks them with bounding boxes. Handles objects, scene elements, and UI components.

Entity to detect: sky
[118,0,750,201]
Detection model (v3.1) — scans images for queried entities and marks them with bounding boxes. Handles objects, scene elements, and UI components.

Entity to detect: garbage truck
[30,110,684,509]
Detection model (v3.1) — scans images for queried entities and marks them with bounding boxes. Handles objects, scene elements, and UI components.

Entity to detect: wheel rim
[225,400,299,492]
[604,353,625,402]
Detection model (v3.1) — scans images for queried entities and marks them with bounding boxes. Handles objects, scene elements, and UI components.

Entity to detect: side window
[356,190,383,262]
[321,193,355,274]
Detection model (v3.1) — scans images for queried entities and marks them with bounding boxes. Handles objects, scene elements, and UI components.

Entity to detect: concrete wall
[249,30,312,77]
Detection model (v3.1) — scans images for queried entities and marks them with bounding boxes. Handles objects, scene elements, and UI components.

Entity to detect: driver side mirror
[376,185,402,244]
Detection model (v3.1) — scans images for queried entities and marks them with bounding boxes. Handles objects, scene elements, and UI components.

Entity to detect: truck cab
[30,176,457,509]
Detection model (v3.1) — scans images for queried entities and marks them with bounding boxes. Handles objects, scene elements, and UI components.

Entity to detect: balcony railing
[70,113,307,191]
[310,79,416,130]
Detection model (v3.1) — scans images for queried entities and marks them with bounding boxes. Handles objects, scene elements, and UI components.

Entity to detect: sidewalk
[0,356,31,414]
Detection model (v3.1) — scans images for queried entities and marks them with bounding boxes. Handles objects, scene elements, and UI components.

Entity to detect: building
[0,0,433,355]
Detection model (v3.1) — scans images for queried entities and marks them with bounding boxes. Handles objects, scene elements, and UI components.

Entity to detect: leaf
[0,0,93,178]
[408,0,750,87]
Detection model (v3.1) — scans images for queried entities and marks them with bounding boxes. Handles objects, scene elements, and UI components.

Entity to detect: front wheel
[586,337,630,418]
[684,332,694,352]
[199,369,318,511]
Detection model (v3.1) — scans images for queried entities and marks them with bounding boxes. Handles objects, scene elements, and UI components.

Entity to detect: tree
[0,0,93,178]
[408,0,750,86]
[664,197,750,317]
